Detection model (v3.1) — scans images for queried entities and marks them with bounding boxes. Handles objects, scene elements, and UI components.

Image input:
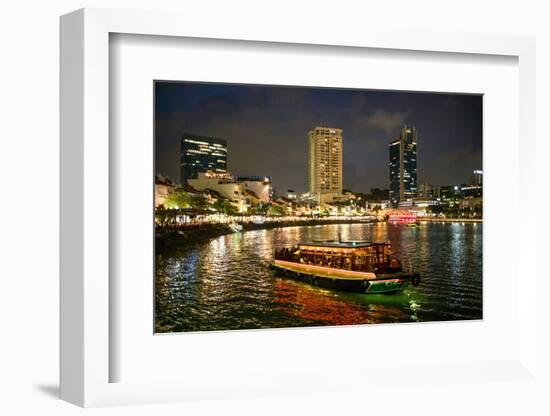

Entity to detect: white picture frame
[60,7,538,408]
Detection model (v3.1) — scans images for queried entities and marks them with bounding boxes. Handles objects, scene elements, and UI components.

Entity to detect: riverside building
[389,125,418,207]
[188,171,272,213]
[308,126,343,204]
[180,134,227,184]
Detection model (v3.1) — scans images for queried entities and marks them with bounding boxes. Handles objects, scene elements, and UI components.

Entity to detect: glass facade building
[389,140,401,206]
[180,134,228,184]
[389,125,417,207]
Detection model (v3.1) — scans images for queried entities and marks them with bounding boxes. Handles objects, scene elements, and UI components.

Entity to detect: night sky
[155,82,482,195]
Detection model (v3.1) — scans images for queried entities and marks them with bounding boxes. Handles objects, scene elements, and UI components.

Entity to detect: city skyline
[155,82,482,194]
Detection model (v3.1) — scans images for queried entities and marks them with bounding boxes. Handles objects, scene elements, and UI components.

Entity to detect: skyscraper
[308,126,343,203]
[389,125,417,207]
[180,134,227,184]
[469,169,483,186]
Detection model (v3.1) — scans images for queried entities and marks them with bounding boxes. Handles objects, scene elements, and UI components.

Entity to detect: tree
[163,190,191,209]
[190,194,209,211]
[248,204,268,215]
[213,199,238,216]
[447,205,460,218]
[428,205,444,216]
[212,198,225,213]
[155,207,168,226]
[268,204,285,216]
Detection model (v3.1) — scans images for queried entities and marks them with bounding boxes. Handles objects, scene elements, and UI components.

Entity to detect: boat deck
[273,259,377,281]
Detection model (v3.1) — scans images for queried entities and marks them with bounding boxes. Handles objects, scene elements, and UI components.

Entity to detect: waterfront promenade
[156,216,375,248]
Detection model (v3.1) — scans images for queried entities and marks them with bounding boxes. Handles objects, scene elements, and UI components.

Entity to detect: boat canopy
[297,241,392,256]
[299,240,389,249]
[276,240,397,272]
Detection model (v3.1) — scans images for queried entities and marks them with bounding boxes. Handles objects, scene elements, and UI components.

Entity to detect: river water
[155,222,482,333]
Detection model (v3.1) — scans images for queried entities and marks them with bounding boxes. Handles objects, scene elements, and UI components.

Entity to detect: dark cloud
[362,109,413,136]
[155,82,482,194]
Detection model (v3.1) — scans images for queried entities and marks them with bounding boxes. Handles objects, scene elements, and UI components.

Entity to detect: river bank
[156,217,483,250]
[156,218,376,250]
[417,217,483,223]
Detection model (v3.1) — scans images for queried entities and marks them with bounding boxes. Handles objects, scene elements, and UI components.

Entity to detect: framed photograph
[60,8,538,408]
[153,81,482,334]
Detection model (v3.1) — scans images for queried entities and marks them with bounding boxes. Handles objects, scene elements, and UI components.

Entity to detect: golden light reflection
[272,279,407,325]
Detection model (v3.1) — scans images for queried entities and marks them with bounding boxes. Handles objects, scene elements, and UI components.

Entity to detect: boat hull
[270,261,416,294]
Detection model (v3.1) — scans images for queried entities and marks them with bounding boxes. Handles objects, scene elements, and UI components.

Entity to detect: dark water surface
[155,223,482,332]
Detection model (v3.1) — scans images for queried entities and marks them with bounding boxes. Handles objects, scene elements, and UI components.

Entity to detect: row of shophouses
[155,171,482,218]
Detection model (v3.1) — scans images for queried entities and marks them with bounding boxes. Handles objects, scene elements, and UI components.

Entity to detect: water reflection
[155,223,482,332]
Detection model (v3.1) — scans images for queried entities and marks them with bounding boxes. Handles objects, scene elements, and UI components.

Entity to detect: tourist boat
[270,236,420,294]
[388,211,417,225]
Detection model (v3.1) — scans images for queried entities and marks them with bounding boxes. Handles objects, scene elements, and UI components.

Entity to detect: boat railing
[275,248,401,273]
[274,248,299,262]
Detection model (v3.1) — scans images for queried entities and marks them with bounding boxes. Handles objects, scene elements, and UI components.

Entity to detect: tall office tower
[180,134,227,184]
[469,169,483,186]
[308,126,343,203]
[389,125,418,207]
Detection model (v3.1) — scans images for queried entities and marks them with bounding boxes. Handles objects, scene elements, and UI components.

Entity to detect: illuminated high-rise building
[308,126,343,203]
[462,170,483,198]
[389,125,417,207]
[180,134,227,184]
[469,169,483,186]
